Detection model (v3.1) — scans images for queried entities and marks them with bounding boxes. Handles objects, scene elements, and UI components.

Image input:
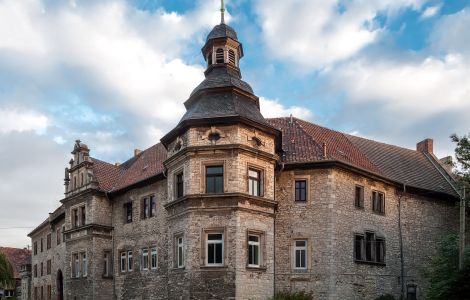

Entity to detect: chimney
[134,149,142,156]
[416,138,433,153]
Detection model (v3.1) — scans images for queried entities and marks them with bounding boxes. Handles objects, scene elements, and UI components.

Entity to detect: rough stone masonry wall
[31,226,55,300]
[113,180,169,300]
[274,167,460,300]
[274,168,335,299]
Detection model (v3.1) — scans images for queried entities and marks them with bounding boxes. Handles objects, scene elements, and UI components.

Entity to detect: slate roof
[206,23,238,41]
[0,247,31,279]
[189,67,253,97]
[267,117,458,198]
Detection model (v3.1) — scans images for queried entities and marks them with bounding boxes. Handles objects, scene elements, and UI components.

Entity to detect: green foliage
[450,133,470,185]
[374,294,395,300]
[269,291,313,300]
[424,234,470,300]
[0,251,15,289]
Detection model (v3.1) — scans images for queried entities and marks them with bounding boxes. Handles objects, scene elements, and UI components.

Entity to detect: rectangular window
[206,233,224,266]
[124,202,133,223]
[176,172,184,198]
[40,238,43,252]
[127,250,133,272]
[120,252,127,273]
[142,197,149,219]
[177,236,184,268]
[46,260,51,275]
[33,264,37,277]
[81,252,87,277]
[103,251,112,276]
[56,228,61,245]
[372,191,385,214]
[150,196,156,217]
[294,240,307,269]
[80,206,86,226]
[206,165,224,193]
[141,248,149,270]
[72,253,80,278]
[248,169,261,197]
[40,262,43,276]
[46,234,51,250]
[248,234,260,267]
[34,242,38,255]
[72,208,79,227]
[354,235,364,261]
[47,285,51,300]
[151,247,158,269]
[354,232,386,264]
[355,185,364,208]
[295,180,307,201]
[41,286,43,300]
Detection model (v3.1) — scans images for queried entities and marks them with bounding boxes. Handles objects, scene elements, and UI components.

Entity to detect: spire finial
[220,0,225,24]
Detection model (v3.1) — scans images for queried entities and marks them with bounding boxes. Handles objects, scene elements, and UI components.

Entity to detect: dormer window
[207,51,213,66]
[228,49,236,66]
[215,48,224,63]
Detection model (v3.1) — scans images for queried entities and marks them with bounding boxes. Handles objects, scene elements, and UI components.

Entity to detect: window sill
[200,265,228,270]
[354,260,386,266]
[102,275,113,279]
[294,200,307,203]
[355,206,364,210]
[246,266,267,272]
[292,268,308,273]
[371,211,386,216]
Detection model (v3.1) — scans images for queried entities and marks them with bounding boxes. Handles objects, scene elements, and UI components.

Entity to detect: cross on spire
[220,0,225,24]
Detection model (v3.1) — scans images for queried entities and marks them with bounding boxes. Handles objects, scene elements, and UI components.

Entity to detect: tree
[424,234,470,300]
[0,251,15,290]
[450,133,470,184]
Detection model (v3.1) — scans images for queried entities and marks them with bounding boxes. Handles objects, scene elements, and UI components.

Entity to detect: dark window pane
[207,166,223,175]
[295,180,307,201]
[355,235,364,260]
[215,243,222,264]
[208,234,222,240]
[215,176,224,193]
[208,244,214,264]
[295,250,301,268]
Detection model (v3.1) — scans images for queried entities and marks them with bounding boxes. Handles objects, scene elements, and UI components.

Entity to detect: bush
[269,291,313,300]
[374,294,395,300]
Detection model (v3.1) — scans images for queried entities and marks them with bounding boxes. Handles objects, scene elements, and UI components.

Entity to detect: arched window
[207,51,212,66]
[215,48,224,64]
[228,49,236,66]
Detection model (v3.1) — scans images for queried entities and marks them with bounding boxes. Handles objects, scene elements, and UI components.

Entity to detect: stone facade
[27,16,466,300]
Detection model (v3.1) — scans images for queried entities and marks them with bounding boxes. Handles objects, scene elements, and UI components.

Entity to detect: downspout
[398,184,406,300]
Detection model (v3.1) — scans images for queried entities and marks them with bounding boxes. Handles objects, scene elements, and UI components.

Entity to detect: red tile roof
[267,117,458,198]
[89,143,167,193]
[0,247,31,279]
[85,117,457,199]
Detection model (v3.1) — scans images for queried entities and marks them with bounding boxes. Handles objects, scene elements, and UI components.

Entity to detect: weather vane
[221,0,225,24]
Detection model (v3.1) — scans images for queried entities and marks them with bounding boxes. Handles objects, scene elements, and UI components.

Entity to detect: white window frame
[294,240,307,270]
[177,236,184,268]
[141,248,149,271]
[81,252,87,277]
[127,250,133,272]
[120,251,127,273]
[248,234,261,267]
[206,233,224,266]
[248,168,261,197]
[151,247,158,270]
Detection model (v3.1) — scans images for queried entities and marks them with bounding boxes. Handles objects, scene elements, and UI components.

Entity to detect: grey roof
[179,92,267,126]
[190,67,253,97]
[206,24,238,41]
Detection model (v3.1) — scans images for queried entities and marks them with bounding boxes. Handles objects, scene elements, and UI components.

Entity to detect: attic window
[207,51,213,66]
[216,48,224,64]
[208,132,221,142]
[174,141,182,152]
[228,49,236,65]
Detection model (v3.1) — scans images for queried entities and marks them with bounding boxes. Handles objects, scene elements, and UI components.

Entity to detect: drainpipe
[398,184,406,300]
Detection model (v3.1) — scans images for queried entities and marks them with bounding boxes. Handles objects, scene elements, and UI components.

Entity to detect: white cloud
[421,5,441,19]
[0,109,49,134]
[254,0,426,68]
[430,8,470,54]
[260,97,313,120]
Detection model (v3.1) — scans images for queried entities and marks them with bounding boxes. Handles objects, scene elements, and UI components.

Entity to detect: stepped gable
[267,117,457,198]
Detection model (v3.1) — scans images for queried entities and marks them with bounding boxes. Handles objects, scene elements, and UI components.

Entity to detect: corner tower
[161,4,280,299]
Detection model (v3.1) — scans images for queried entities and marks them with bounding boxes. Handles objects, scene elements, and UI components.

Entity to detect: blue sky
[0,0,470,247]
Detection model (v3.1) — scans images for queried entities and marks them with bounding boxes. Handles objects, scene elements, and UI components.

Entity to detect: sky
[0,0,469,248]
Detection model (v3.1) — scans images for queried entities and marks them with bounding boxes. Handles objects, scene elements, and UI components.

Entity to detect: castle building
[28,10,465,300]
